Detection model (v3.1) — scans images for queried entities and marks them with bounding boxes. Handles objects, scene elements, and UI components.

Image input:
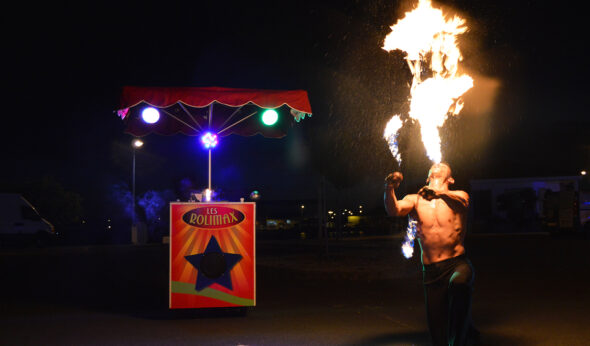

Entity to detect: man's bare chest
[415,198,455,224]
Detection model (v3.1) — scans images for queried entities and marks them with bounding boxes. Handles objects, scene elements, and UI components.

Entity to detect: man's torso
[409,193,467,264]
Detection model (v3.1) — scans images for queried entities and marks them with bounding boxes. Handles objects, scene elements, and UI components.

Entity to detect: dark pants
[423,254,474,346]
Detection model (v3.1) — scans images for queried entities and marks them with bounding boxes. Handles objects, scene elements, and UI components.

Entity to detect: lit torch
[382,0,473,257]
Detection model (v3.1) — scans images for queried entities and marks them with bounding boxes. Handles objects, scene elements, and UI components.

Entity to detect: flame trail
[401,216,418,259]
[383,115,404,165]
[382,0,473,163]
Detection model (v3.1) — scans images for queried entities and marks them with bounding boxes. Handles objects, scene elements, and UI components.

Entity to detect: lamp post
[132,138,144,227]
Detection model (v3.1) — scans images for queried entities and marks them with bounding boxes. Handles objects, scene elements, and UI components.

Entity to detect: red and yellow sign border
[169,202,256,309]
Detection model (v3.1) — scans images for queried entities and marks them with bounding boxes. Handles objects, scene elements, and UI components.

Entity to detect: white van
[0,193,55,244]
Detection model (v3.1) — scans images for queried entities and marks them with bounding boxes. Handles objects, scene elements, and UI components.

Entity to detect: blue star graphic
[185,236,243,291]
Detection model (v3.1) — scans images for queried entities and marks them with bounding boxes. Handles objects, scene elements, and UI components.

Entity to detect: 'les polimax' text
[182,207,245,229]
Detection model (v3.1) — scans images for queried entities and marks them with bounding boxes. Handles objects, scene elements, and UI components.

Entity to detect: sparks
[382,0,473,163]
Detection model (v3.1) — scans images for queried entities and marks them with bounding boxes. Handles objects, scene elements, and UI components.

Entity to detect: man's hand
[418,186,438,200]
[384,172,415,217]
[385,172,403,189]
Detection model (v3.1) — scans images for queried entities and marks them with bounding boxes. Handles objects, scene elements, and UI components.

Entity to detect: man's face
[427,163,452,183]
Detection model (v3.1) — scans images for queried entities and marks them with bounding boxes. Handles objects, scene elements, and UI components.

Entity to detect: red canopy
[119,86,312,114]
[117,86,312,138]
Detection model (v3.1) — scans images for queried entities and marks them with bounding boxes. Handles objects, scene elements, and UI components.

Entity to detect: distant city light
[582,170,587,176]
[261,109,279,126]
[328,210,333,214]
[133,138,144,148]
[201,132,218,149]
[141,107,160,124]
[301,205,305,209]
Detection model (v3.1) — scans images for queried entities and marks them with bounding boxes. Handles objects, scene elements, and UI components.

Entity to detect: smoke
[138,189,175,225]
[110,183,133,219]
[109,183,175,236]
[177,178,195,201]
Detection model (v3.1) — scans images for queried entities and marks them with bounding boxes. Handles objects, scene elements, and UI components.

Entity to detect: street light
[132,138,144,228]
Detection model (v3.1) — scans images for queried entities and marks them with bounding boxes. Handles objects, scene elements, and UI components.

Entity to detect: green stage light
[261,109,278,126]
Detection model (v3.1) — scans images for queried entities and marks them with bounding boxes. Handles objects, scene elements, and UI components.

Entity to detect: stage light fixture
[201,132,218,149]
[141,107,160,124]
[261,109,278,126]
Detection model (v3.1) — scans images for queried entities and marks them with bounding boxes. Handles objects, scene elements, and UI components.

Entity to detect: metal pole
[132,148,136,226]
[208,149,212,190]
[208,103,213,192]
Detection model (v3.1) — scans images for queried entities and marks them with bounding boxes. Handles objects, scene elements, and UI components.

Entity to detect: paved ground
[1,233,589,345]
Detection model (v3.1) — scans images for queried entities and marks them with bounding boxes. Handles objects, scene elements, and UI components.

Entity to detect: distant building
[470,176,587,234]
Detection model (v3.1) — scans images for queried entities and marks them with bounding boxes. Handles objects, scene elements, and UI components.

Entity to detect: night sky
[3,0,589,221]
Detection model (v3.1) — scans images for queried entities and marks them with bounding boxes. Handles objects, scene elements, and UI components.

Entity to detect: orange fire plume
[382,0,473,164]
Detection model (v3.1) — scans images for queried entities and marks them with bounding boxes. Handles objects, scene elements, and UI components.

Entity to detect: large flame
[382,0,473,163]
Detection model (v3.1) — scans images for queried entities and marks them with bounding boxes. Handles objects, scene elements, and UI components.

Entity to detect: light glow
[141,107,160,124]
[262,109,279,126]
[205,188,212,202]
[201,132,218,149]
[249,190,260,200]
[132,139,144,148]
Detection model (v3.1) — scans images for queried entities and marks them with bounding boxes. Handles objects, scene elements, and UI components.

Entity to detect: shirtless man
[384,163,476,346]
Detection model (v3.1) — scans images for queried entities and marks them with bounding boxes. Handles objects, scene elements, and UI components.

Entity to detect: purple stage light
[201,132,218,149]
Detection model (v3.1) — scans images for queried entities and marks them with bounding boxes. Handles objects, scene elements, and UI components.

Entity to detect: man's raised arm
[384,172,415,217]
[425,188,469,211]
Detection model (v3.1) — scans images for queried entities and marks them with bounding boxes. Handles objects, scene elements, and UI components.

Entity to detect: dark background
[3,0,589,236]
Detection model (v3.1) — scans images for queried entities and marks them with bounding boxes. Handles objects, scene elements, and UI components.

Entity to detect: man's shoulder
[449,190,469,199]
[403,193,419,198]
[402,194,420,203]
